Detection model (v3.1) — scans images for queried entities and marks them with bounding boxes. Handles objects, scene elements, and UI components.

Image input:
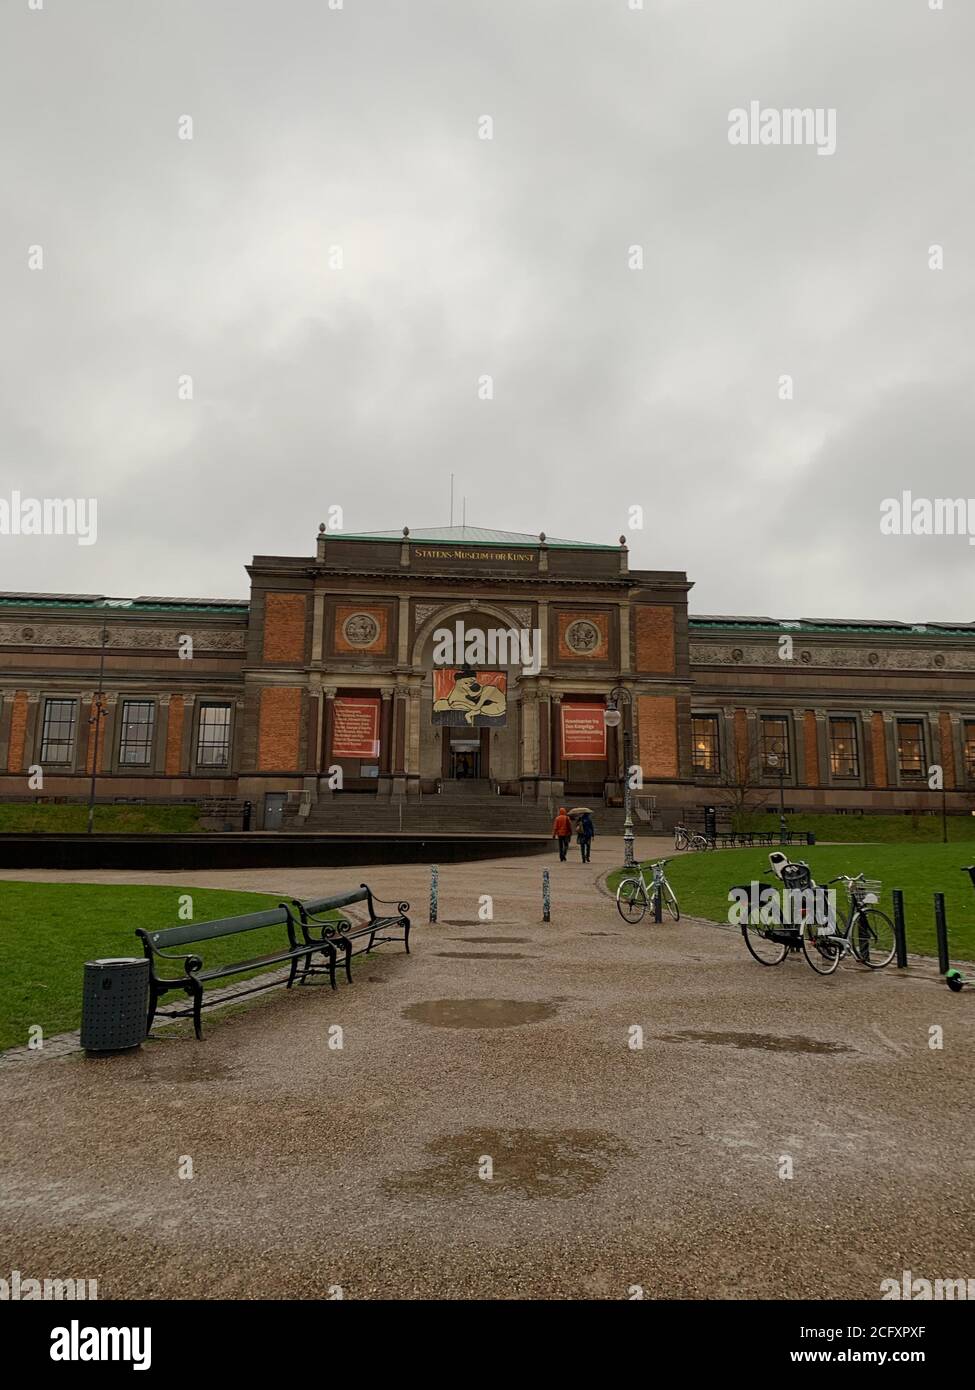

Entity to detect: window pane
[965,722,975,780]
[760,717,790,775]
[196,704,231,767]
[119,701,155,766]
[41,699,77,764]
[896,719,925,776]
[691,715,719,773]
[829,718,859,778]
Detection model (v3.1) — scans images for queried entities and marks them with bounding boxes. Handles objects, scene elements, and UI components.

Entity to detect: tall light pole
[606,686,634,868]
[86,623,109,834]
[767,741,788,843]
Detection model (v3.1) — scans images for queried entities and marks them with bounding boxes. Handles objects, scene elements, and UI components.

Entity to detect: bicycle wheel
[802,927,841,975]
[849,908,896,969]
[663,884,680,921]
[674,830,688,851]
[741,922,788,965]
[689,835,708,852]
[616,878,648,923]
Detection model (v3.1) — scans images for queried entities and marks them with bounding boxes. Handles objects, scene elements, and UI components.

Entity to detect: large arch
[410,599,534,669]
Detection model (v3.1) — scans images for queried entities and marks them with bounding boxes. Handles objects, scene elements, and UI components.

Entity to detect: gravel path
[1,839,972,1300]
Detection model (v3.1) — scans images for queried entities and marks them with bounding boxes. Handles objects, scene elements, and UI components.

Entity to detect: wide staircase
[282,782,642,835]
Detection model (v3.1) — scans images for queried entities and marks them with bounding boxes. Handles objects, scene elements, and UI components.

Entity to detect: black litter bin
[81,958,149,1053]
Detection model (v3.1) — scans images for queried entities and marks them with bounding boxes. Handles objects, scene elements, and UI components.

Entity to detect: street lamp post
[767,742,788,843]
[86,624,109,835]
[606,686,634,868]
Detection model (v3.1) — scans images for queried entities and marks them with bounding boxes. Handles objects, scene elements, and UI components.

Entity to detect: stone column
[378,688,394,794]
[321,687,337,788]
[520,689,539,795]
[618,602,631,674]
[406,686,422,795]
[397,597,411,666]
[156,695,171,776]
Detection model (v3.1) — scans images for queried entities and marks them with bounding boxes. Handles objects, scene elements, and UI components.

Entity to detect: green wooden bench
[291,885,411,984]
[136,903,340,1041]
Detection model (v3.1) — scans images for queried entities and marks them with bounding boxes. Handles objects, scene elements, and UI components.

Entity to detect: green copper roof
[690,617,975,638]
[0,594,248,615]
[335,526,620,551]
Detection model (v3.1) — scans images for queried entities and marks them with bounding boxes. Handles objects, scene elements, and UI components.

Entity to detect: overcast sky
[2,0,973,620]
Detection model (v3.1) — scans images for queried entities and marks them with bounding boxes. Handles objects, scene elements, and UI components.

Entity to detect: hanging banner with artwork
[332,697,381,757]
[561,703,607,760]
[432,669,507,727]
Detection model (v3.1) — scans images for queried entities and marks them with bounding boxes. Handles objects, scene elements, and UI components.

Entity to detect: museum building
[1,526,974,829]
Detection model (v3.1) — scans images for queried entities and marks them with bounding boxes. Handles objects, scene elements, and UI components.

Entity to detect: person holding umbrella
[569,806,595,863]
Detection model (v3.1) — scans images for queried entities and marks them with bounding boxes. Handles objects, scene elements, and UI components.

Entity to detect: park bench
[137,904,341,1040]
[291,885,411,985]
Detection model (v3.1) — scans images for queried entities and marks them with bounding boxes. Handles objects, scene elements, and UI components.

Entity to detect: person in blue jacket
[577,811,595,863]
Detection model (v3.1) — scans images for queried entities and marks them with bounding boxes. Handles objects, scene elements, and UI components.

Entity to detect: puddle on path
[657,1030,853,1055]
[434,952,533,960]
[402,998,557,1028]
[385,1126,629,1199]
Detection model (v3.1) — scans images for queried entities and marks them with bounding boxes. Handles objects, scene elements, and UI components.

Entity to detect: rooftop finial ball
[539,531,546,542]
[619,535,626,545]
[318,523,326,533]
[403,526,410,537]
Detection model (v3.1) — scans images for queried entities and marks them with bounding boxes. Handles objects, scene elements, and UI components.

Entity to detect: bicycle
[674,823,709,853]
[616,858,680,923]
[738,861,895,975]
[801,873,897,975]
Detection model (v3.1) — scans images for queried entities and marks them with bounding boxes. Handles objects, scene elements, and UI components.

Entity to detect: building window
[896,719,926,778]
[829,718,859,778]
[197,703,232,768]
[965,722,975,781]
[40,698,77,765]
[691,715,720,774]
[760,716,791,776]
[118,700,155,766]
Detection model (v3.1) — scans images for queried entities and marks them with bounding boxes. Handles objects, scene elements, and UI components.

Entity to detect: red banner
[332,697,381,758]
[561,703,607,760]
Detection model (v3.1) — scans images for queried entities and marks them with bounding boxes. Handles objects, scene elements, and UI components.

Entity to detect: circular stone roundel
[565,619,600,654]
[342,613,380,646]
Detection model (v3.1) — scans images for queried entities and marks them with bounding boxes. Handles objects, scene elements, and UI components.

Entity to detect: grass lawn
[0,803,204,834]
[0,881,302,1051]
[609,844,975,961]
[725,812,975,844]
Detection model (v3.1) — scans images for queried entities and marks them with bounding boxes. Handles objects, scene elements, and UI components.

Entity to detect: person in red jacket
[552,807,573,861]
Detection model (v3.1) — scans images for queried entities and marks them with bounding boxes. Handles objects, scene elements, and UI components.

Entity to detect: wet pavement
[1,837,973,1300]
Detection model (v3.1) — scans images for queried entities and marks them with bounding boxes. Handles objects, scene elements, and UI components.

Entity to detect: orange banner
[561,703,607,760]
[332,697,381,758]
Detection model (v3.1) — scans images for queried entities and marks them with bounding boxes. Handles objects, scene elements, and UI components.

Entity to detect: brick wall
[6,691,28,773]
[637,695,678,778]
[257,686,302,770]
[166,695,185,775]
[871,712,887,787]
[939,712,956,788]
[262,593,307,663]
[634,606,675,675]
[803,711,818,785]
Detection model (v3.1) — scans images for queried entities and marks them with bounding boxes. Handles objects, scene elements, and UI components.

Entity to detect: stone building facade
[1,526,973,827]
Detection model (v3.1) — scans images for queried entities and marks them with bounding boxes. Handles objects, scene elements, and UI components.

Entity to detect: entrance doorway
[450,740,481,780]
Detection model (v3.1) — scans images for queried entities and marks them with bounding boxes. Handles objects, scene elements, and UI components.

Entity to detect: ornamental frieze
[0,622,246,651]
[690,641,975,672]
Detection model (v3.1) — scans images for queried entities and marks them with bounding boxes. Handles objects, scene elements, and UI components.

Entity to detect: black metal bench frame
[136,903,342,1040]
[292,884,411,984]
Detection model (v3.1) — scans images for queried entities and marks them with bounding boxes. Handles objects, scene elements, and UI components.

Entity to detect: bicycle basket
[780,863,812,892]
[849,878,882,905]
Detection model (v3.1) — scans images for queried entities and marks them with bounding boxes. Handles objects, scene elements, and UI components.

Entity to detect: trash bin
[80,958,149,1053]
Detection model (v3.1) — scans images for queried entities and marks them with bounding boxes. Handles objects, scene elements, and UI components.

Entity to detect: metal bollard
[891,889,908,969]
[542,869,551,923]
[429,865,439,924]
[934,892,950,975]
